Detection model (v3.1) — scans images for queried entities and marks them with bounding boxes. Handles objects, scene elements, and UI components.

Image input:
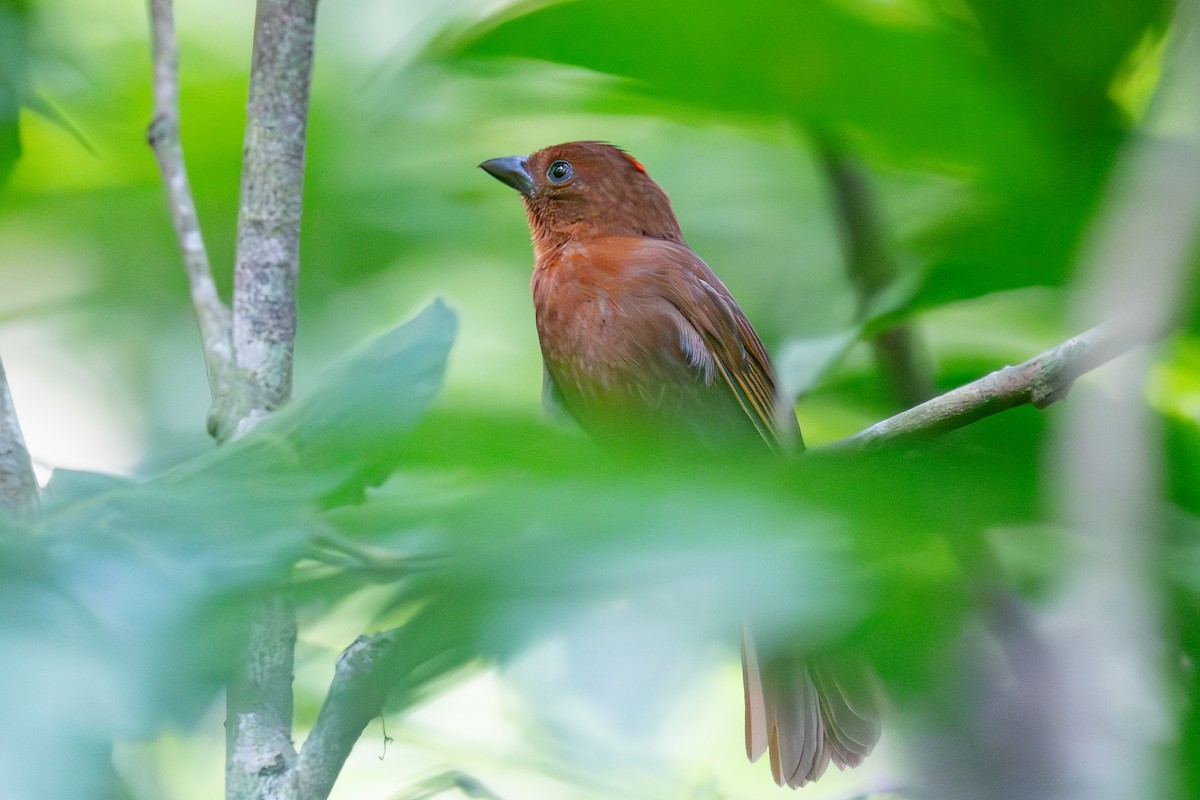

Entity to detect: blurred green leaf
[963,0,1173,119]
[307,403,1046,723]
[0,0,30,187]
[441,0,1170,315]
[0,301,455,795]
[776,327,861,401]
[440,0,1037,171]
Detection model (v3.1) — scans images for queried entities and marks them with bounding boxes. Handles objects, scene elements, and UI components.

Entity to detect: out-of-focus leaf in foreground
[313,405,1045,752]
[0,0,30,186]
[438,0,1172,313]
[440,0,1034,170]
[0,301,455,799]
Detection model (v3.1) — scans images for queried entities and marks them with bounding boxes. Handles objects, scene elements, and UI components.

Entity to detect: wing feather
[627,239,796,449]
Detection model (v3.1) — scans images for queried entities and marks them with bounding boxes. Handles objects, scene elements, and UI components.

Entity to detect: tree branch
[294,630,401,800]
[147,0,235,436]
[835,321,1151,450]
[226,594,300,800]
[817,141,936,408]
[0,355,38,520]
[227,0,320,440]
[216,0,319,797]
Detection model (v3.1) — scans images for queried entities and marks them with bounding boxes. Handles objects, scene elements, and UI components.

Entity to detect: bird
[480,141,881,787]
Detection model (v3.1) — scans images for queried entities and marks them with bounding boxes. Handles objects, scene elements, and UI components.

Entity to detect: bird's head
[481,141,685,253]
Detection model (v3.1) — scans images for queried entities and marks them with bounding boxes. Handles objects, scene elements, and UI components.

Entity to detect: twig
[228,0,320,439]
[817,142,935,407]
[307,531,438,574]
[147,0,235,436]
[0,355,38,520]
[295,630,402,800]
[835,321,1149,450]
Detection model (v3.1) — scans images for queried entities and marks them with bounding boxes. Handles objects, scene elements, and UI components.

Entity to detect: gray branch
[0,355,38,520]
[295,630,401,800]
[837,321,1150,450]
[147,0,235,435]
[228,0,320,439]
[226,594,300,800]
[216,0,319,797]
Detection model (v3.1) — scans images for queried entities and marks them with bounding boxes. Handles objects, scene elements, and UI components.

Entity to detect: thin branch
[147,0,234,436]
[817,141,935,408]
[228,0,320,439]
[0,355,38,520]
[307,530,438,574]
[295,630,402,800]
[835,321,1150,450]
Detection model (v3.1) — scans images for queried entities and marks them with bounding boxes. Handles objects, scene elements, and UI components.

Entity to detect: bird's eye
[546,160,574,184]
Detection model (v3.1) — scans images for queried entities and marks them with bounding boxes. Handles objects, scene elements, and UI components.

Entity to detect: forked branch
[148,0,319,798]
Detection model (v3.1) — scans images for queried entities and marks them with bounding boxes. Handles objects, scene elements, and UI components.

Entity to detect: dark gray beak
[480,155,534,196]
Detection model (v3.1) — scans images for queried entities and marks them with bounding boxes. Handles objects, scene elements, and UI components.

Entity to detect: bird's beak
[480,155,534,196]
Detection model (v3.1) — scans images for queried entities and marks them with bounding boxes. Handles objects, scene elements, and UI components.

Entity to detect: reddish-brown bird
[481,141,880,788]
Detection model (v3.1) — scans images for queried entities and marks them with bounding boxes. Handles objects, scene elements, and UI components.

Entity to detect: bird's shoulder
[536,235,796,449]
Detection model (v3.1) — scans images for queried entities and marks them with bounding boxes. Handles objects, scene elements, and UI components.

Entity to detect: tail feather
[812,660,883,765]
[742,628,769,761]
[742,628,883,789]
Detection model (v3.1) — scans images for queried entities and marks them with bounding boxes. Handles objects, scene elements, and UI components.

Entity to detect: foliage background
[0,0,1198,798]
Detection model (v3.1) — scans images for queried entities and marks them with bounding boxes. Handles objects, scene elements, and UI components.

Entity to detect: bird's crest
[623,152,646,173]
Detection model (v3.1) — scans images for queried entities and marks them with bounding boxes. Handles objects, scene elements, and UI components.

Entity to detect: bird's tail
[742,628,883,788]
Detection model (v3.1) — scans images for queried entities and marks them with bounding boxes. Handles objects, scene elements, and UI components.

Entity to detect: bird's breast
[533,250,621,384]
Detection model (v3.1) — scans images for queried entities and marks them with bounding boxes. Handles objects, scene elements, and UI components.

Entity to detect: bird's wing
[629,239,797,449]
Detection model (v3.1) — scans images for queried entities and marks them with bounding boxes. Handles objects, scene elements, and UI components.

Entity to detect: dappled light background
[1,0,1199,798]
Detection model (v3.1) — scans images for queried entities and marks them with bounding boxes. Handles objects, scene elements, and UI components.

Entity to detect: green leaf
[441,1,1167,313]
[776,327,861,401]
[0,0,31,187]
[0,301,456,792]
[442,0,1036,172]
[313,405,1046,721]
[963,0,1173,117]
[170,298,459,503]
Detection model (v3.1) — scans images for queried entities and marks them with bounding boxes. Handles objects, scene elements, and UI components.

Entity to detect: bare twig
[817,143,935,407]
[228,0,320,439]
[836,321,1151,450]
[147,0,235,435]
[0,355,38,519]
